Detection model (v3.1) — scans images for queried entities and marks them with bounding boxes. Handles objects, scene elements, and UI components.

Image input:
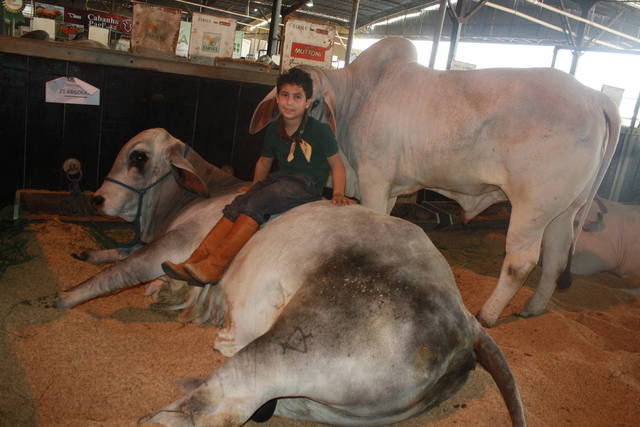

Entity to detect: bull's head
[92,128,208,223]
[249,66,337,136]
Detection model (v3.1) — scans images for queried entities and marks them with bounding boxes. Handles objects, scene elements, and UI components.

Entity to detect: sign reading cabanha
[45,77,100,105]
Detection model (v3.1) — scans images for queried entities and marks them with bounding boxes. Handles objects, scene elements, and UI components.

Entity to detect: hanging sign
[281,17,335,72]
[2,0,24,13]
[46,77,100,106]
[3,0,25,25]
[131,3,181,55]
[188,12,236,63]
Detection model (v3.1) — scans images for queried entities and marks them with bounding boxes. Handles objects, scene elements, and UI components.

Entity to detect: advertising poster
[131,3,181,55]
[64,8,133,40]
[188,12,236,63]
[34,2,63,20]
[281,17,335,72]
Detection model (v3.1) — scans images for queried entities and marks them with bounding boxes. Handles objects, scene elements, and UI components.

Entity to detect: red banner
[290,42,325,62]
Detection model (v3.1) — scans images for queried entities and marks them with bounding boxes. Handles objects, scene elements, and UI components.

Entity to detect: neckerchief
[278,113,312,163]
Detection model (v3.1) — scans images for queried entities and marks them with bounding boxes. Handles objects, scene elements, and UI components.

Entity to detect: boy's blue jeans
[222,172,322,225]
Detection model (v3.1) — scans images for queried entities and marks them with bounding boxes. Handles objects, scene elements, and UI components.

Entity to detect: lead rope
[90,144,192,249]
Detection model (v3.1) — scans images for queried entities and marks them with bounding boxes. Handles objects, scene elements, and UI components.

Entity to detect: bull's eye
[129,150,148,169]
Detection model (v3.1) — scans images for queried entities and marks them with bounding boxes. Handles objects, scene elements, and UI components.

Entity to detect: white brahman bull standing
[250,37,621,327]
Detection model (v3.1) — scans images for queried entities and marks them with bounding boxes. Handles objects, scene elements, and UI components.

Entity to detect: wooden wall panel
[0,50,273,206]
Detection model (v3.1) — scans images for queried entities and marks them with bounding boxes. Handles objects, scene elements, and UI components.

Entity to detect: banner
[188,12,236,63]
[281,17,335,72]
[131,3,181,55]
[64,8,132,40]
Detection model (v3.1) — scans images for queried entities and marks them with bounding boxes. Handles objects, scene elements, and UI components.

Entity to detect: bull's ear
[249,88,278,134]
[167,143,209,197]
[322,90,337,135]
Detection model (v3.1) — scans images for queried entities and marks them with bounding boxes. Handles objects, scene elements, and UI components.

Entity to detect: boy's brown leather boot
[161,217,234,282]
[184,214,259,285]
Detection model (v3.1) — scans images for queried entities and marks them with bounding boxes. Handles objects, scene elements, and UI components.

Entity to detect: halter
[98,144,191,248]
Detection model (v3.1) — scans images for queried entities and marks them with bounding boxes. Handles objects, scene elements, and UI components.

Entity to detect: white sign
[46,77,100,105]
[281,17,335,72]
[189,12,236,63]
[601,85,624,108]
[450,60,476,71]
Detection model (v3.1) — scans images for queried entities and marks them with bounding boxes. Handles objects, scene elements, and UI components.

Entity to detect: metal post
[551,45,559,68]
[429,0,448,69]
[569,1,596,75]
[609,91,640,201]
[447,0,465,70]
[267,0,282,57]
[344,0,360,66]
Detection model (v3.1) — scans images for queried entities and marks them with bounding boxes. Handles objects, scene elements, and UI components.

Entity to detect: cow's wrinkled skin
[141,202,526,427]
[250,37,621,326]
[53,128,245,319]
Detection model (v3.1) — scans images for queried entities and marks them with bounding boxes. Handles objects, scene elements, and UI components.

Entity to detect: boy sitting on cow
[162,67,356,285]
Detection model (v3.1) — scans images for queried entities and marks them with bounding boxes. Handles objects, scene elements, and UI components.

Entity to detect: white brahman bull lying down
[42,128,525,426]
[51,128,245,322]
[141,201,526,427]
[572,196,640,279]
[250,36,621,327]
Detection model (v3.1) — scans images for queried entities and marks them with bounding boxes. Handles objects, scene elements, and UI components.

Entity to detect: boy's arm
[327,153,357,206]
[238,156,273,193]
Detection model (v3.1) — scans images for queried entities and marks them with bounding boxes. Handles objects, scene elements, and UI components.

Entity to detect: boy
[162,67,355,285]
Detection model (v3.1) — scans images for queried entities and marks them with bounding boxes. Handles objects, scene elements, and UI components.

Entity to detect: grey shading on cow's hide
[250,36,621,327]
[141,202,525,427]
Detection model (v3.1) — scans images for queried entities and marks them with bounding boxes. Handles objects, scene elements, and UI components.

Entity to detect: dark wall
[0,52,270,205]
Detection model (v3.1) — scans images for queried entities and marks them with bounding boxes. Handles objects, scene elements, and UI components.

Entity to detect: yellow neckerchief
[278,113,312,163]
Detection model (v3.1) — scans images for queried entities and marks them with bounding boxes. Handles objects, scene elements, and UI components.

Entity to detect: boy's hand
[237,184,252,193]
[332,193,357,206]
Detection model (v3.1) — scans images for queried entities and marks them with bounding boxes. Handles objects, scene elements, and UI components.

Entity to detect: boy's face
[276,83,311,122]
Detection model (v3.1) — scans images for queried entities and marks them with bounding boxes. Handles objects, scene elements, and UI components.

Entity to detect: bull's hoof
[475,311,496,328]
[251,399,277,423]
[71,251,88,261]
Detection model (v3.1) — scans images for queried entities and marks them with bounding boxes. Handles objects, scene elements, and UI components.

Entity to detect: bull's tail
[474,323,526,427]
[571,94,621,249]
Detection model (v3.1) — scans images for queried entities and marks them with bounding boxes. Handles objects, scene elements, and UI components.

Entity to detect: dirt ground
[1,216,639,427]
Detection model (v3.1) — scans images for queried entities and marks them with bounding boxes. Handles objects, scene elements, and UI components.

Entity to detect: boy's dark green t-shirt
[262,116,338,192]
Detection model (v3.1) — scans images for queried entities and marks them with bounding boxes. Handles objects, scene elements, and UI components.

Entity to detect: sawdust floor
[1,218,639,427]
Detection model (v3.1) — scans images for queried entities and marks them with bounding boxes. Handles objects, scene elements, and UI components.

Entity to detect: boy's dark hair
[276,68,313,99]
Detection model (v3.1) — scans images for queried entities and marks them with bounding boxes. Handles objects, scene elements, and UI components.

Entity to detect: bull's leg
[71,246,140,264]
[140,351,280,426]
[520,208,576,317]
[477,205,544,327]
[358,174,391,213]
[55,234,182,308]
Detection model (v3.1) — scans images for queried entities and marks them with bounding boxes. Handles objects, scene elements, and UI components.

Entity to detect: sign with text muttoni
[188,12,236,64]
[281,17,335,72]
[131,3,181,56]
[46,77,99,106]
